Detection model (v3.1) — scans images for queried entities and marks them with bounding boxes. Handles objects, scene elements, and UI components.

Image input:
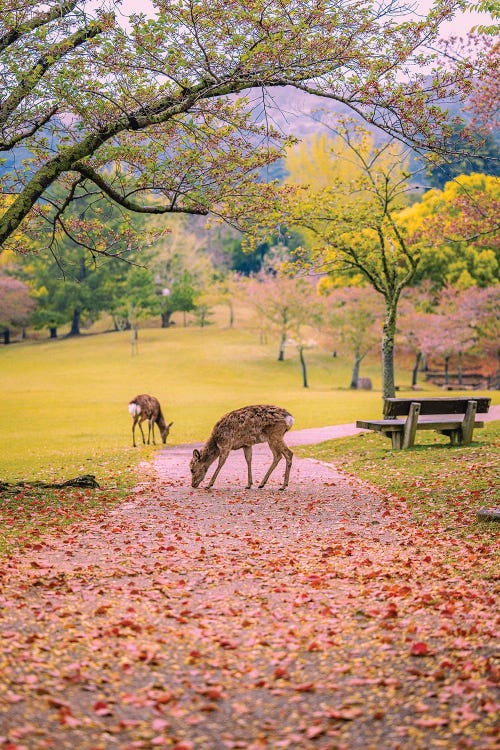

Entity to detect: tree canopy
[0,0,490,254]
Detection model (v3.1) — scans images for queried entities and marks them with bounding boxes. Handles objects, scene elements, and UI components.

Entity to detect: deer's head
[190,449,209,488]
[159,421,174,444]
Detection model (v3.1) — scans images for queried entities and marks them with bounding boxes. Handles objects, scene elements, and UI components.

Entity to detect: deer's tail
[128,402,141,418]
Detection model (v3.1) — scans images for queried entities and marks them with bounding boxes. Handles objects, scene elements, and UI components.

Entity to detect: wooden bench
[356,397,491,450]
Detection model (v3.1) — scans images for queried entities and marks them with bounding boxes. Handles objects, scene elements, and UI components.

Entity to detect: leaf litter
[0,445,497,749]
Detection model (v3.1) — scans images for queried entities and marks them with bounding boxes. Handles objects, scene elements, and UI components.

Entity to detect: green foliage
[1,0,492,250]
[401,173,500,288]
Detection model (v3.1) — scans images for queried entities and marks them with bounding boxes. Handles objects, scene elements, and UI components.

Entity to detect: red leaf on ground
[410,641,430,656]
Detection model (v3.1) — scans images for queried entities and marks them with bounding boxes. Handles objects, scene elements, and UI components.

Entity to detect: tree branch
[0,0,77,53]
[74,162,209,215]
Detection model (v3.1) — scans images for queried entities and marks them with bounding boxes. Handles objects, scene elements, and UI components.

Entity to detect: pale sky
[117,0,493,38]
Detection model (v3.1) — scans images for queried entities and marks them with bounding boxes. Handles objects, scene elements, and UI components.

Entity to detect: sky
[117,0,493,38]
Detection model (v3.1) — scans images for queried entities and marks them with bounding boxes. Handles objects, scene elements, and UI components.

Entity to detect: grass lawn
[1,323,498,553]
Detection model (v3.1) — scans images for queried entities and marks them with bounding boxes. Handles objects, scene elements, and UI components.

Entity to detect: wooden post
[390,430,403,449]
[403,402,420,449]
[461,400,477,445]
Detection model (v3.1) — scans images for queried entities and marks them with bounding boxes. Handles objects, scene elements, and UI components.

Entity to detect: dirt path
[0,429,497,749]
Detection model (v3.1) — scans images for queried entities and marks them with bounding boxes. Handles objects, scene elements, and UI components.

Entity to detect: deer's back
[212,405,294,449]
[130,394,159,416]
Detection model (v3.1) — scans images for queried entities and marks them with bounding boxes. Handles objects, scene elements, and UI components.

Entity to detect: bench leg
[461,400,477,445]
[390,431,403,450]
[439,429,461,446]
[403,402,420,449]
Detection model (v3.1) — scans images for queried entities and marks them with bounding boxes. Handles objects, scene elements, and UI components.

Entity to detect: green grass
[296,422,500,535]
[1,322,498,553]
[2,323,497,482]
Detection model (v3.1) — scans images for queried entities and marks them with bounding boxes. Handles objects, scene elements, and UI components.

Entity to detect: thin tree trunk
[299,346,308,388]
[49,327,57,339]
[69,309,81,336]
[382,300,397,399]
[457,352,463,385]
[350,355,362,389]
[444,355,450,385]
[2,328,10,345]
[278,330,286,361]
[161,311,171,328]
[412,351,422,387]
[131,324,138,356]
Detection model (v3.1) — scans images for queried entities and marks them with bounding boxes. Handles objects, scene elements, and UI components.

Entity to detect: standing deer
[190,404,294,490]
[128,394,173,447]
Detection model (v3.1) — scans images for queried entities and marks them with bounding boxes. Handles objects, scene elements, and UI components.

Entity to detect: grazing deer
[128,394,173,447]
[190,404,294,490]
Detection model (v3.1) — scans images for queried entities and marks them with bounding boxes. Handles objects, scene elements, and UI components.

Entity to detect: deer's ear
[168,422,174,428]
[192,449,201,460]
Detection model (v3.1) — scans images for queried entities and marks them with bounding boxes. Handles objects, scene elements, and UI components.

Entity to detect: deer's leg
[243,446,253,489]
[132,418,139,447]
[259,440,293,489]
[148,418,156,445]
[138,418,147,445]
[207,448,230,489]
[259,444,283,488]
[281,446,293,490]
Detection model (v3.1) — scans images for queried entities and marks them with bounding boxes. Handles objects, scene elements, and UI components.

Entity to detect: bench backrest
[383,397,491,419]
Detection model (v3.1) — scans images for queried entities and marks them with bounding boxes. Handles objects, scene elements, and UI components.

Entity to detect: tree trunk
[49,326,57,339]
[350,355,362,389]
[130,324,138,356]
[382,300,398,399]
[2,328,10,345]
[299,346,308,388]
[69,309,81,336]
[412,351,422,387]
[457,352,463,385]
[229,303,234,328]
[278,330,286,361]
[444,355,450,385]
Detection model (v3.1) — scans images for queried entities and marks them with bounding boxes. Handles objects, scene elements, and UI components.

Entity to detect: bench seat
[356,397,490,449]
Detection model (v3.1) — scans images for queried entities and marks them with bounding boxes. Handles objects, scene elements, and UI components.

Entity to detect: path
[0,419,497,749]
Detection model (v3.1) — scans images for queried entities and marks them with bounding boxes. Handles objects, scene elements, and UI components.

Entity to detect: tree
[397,285,436,387]
[0,0,492,252]
[122,267,160,354]
[277,124,423,398]
[322,287,383,389]
[0,274,36,343]
[401,172,500,289]
[424,122,500,189]
[246,272,322,385]
[24,246,125,336]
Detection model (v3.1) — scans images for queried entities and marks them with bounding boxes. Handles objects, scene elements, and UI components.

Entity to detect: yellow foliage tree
[279,122,422,399]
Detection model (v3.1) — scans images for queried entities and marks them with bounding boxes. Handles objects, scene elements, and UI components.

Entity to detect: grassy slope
[1,321,498,553]
[1,323,498,481]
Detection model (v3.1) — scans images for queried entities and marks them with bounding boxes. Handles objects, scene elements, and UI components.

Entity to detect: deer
[128,394,173,447]
[189,404,294,490]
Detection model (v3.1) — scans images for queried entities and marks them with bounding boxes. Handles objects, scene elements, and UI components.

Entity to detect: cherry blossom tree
[322,286,383,389]
[0,0,491,255]
[0,274,36,343]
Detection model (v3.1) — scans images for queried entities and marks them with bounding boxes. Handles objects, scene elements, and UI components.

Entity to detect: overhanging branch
[75,162,209,215]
